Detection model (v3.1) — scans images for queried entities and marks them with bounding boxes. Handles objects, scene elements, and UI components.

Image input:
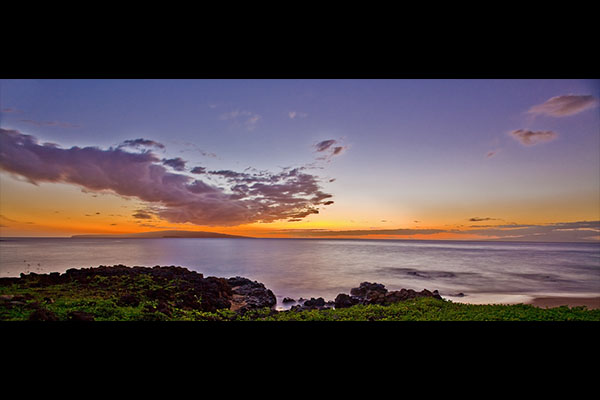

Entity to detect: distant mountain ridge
[71,230,252,239]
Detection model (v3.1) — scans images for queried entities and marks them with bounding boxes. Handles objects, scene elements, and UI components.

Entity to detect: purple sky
[1,79,599,240]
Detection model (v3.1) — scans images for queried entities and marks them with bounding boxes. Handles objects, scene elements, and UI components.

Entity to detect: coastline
[443,293,600,310]
[527,296,600,310]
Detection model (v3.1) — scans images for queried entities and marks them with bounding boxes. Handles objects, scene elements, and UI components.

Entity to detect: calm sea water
[1,238,599,308]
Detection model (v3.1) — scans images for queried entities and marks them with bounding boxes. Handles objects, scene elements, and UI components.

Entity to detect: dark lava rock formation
[334,281,443,308]
[0,265,277,318]
[1,265,443,320]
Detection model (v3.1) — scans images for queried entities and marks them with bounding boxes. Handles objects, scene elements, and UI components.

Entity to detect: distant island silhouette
[71,230,252,239]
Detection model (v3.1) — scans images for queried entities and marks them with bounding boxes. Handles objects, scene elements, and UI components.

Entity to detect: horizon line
[1,236,598,244]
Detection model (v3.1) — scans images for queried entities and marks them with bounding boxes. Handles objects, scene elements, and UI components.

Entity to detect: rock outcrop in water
[334,281,443,308]
[286,281,442,312]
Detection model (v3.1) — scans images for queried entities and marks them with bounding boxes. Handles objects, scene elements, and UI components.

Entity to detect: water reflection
[1,238,599,306]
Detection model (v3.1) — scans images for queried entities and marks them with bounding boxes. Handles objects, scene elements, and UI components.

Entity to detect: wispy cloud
[178,142,217,158]
[315,140,336,152]
[219,110,262,130]
[279,228,447,237]
[528,94,598,117]
[468,217,500,222]
[288,111,308,119]
[19,119,80,128]
[462,221,600,242]
[274,221,600,242]
[509,129,558,146]
[0,214,34,225]
[0,214,19,224]
[119,138,165,150]
[1,108,23,114]
[132,211,153,219]
[0,128,336,227]
[314,139,347,161]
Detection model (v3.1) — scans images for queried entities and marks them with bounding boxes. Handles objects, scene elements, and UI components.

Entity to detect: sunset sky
[1,79,599,241]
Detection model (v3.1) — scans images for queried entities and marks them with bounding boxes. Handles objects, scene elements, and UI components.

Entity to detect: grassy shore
[259,298,600,321]
[1,267,599,321]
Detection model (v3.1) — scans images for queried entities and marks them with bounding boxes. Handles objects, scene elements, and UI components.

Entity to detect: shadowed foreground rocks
[0,265,276,320]
[0,265,441,320]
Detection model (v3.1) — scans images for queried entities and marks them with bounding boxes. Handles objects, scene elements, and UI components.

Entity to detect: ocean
[1,238,599,309]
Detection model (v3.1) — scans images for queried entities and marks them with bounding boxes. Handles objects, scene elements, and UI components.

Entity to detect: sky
[1,79,599,241]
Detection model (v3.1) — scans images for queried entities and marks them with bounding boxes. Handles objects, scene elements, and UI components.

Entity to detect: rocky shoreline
[0,265,442,321]
[281,282,443,312]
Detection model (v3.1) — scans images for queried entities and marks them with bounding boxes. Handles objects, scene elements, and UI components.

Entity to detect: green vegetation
[1,272,599,321]
[254,297,600,321]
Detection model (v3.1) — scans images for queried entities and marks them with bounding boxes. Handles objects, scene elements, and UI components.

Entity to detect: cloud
[273,221,600,242]
[0,214,19,224]
[280,228,447,237]
[289,111,308,119]
[332,146,345,155]
[219,110,261,130]
[462,220,600,242]
[1,108,23,114]
[119,138,165,150]
[132,211,153,219]
[245,114,261,128]
[0,128,335,227]
[162,157,186,171]
[19,119,80,128]
[468,217,500,222]
[486,151,497,158]
[314,139,348,161]
[315,140,337,152]
[190,166,206,174]
[528,94,599,117]
[509,129,558,146]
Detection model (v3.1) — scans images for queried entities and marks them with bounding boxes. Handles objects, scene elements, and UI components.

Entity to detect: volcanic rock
[227,276,276,313]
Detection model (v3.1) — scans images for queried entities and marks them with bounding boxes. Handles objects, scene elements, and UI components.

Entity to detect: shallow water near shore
[1,238,598,309]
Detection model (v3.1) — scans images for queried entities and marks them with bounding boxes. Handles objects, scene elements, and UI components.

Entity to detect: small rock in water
[303,297,325,307]
[282,297,295,303]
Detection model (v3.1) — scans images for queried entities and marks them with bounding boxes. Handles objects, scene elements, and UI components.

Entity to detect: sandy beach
[528,296,600,310]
